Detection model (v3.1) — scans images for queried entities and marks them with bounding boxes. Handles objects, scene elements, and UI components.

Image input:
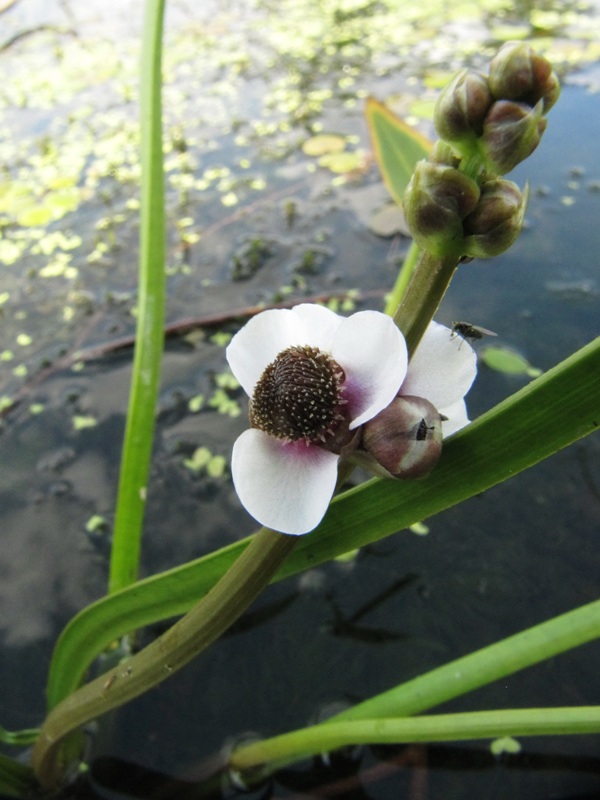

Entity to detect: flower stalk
[393,41,558,351]
[32,528,297,789]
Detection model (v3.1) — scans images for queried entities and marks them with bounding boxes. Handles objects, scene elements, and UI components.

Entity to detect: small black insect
[451,321,498,346]
[416,418,434,441]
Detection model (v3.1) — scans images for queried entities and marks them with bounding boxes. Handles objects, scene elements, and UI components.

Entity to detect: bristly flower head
[226,305,477,535]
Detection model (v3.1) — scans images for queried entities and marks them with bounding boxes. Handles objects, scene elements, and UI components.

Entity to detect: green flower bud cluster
[403,42,558,259]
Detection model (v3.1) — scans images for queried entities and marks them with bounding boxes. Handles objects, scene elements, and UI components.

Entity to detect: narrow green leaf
[0,724,40,747]
[45,337,600,710]
[0,753,37,798]
[365,96,431,207]
[108,0,166,594]
[230,707,600,772]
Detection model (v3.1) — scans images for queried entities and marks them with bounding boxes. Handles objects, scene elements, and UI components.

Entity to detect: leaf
[45,336,600,710]
[317,151,363,173]
[481,345,543,377]
[367,203,411,238]
[302,134,346,156]
[365,96,432,207]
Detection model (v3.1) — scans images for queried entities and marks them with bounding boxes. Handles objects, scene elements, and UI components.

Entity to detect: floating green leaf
[85,515,109,534]
[481,345,543,378]
[490,736,522,755]
[188,394,205,413]
[317,151,363,173]
[302,134,346,156]
[72,415,98,430]
[367,203,411,238]
[184,447,227,477]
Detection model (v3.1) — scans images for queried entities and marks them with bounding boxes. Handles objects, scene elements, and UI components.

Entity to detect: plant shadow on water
[1,0,600,798]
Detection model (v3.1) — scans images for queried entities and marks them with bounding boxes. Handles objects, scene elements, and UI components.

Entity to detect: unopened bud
[434,69,493,148]
[482,99,546,174]
[489,41,560,112]
[403,161,480,256]
[361,395,443,479]
[428,141,460,167]
[463,178,527,258]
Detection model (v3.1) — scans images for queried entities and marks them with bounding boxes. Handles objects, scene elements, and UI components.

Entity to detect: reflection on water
[0,1,599,798]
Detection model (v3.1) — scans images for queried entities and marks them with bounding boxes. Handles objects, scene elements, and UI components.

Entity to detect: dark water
[1,1,600,798]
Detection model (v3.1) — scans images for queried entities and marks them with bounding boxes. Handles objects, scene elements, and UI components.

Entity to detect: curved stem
[31,529,296,790]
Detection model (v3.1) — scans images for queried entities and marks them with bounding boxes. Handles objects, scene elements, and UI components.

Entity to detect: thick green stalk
[109,0,167,594]
[383,240,420,317]
[31,529,296,789]
[392,249,460,356]
[231,707,600,772]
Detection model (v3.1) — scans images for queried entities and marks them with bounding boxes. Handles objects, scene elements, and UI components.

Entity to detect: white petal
[226,305,344,398]
[288,303,345,349]
[401,321,477,410]
[231,428,340,535]
[331,311,408,429]
[440,398,470,436]
[226,309,302,397]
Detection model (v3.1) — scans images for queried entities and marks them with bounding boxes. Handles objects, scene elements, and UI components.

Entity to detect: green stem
[31,529,297,790]
[383,240,420,317]
[331,596,600,722]
[231,707,600,772]
[108,0,166,594]
[392,250,459,356]
[229,594,600,774]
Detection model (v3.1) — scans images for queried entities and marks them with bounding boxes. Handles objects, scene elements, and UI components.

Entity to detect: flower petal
[226,305,344,398]
[231,428,340,535]
[401,321,477,410]
[439,398,470,436]
[331,311,408,429]
[288,303,345,349]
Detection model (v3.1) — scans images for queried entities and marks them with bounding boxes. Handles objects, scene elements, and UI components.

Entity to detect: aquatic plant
[1,5,600,797]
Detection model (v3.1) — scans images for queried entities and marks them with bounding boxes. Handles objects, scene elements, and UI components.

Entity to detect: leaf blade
[365,96,431,206]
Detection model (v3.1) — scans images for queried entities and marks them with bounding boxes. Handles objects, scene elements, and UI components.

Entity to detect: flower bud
[481,99,546,174]
[489,41,560,112]
[403,161,480,256]
[434,69,493,147]
[462,178,527,258]
[361,395,443,479]
[428,140,460,167]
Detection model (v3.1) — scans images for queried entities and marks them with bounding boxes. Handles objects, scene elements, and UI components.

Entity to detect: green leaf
[481,344,543,377]
[45,336,600,710]
[0,752,37,798]
[365,96,432,207]
[0,724,40,747]
[108,0,167,595]
[301,134,346,156]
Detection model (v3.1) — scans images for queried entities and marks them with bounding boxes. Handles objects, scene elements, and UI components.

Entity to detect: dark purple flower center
[250,345,346,443]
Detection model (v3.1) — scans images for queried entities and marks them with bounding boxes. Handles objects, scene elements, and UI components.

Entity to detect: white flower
[227,304,405,534]
[401,320,477,436]
[226,305,476,535]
